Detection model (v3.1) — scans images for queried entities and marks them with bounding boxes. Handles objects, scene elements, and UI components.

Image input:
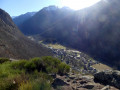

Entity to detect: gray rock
[67,79,70,82]
[83,84,94,89]
[80,80,87,84]
[72,80,77,83]
[101,85,110,90]
[69,75,76,79]
[94,70,120,89]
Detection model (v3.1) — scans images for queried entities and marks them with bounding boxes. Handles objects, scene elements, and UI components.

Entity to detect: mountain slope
[18,6,74,35]
[13,12,36,27]
[0,8,52,59]
[14,0,120,68]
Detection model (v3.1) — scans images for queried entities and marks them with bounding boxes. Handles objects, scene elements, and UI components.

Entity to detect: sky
[0,0,62,16]
[0,0,100,16]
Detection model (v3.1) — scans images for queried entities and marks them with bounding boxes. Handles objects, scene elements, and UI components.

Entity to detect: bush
[24,61,36,72]
[10,56,70,75]
[0,58,10,64]
[11,60,27,70]
[18,78,51,90]
[0,56,70,90]
[58,62,70,75]
[32,78,51,90]
[30,57,46,72]
[18,82,32,90]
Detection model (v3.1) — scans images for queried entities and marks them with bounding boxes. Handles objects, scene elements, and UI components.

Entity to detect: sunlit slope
[0,9,52,59]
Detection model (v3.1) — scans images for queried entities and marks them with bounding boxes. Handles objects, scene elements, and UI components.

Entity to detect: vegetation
[0,56,70,90]
[48,44,66,49]
[0,58,10,64]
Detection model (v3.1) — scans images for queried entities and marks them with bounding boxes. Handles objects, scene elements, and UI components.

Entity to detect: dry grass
[92,63,112,71]
[48,44,66,49]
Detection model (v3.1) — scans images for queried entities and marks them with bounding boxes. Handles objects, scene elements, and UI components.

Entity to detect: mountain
[17,6,74,35]
[0,8,52,59]
[13,12,36,27]
[12,16,17,19]
[13,0,120,69]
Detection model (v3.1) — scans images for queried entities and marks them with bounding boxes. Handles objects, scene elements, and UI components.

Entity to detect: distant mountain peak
[42,5,59,11]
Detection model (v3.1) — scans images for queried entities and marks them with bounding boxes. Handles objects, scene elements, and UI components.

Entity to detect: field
[92,63,113,71]
[48,44,66,49]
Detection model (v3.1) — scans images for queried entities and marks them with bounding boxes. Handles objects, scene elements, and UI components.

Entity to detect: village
[46,45,99,75]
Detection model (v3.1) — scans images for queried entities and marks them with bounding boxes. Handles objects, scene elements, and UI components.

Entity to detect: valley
[13,0,120,69]
[0,0,120,89]
[41,43,113,75]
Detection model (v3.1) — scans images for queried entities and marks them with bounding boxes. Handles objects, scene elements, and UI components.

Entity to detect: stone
[72,80,77,83]
[94,70,120,89]
[83,84,94,89]
[52,78,68,89]
[101,85,110,90]
[67,79,70,82]
[80,80,87,84]
[69,75,76,79]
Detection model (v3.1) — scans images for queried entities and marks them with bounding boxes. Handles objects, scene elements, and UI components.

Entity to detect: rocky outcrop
[94,70,120,89]
[52,73,118,90]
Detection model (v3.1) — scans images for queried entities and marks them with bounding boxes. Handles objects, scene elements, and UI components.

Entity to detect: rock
[67,79,70,82]
[83,84,94,89]
[52,78,68,89]
[50,74,56,78]
[82,76,92,81]
[69,75,76,79]
[72,80,77,83]
[101,85,110,90]
[80,80,87,84]
[75,78,79,80]
[94,70,120,89]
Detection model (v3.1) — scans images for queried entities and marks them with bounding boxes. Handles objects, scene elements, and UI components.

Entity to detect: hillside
[0,8,52,59]
[16,6,74,35]
[13,12,36,27]
[13,0,120,69]
[0,57,119,90]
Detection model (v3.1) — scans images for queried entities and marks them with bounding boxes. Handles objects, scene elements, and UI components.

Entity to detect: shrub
[42,56,61,67]
[30,57,46,72]
[18,82,32,90]
[32,78,51,90]
[11,60,27,70]
[18,78,52,90]
[58,62,70,75]
[0,75,24,90]
[24,61,36,72]
[0,56,70,90]
[64,65,70,73]
[0,58,10,64]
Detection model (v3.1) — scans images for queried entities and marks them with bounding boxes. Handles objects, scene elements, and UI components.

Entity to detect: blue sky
[0,0,63,16]
[0,0,101,16]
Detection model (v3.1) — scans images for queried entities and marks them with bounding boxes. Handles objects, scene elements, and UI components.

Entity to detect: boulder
[94,70,120,89]
[52,78,68,89]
